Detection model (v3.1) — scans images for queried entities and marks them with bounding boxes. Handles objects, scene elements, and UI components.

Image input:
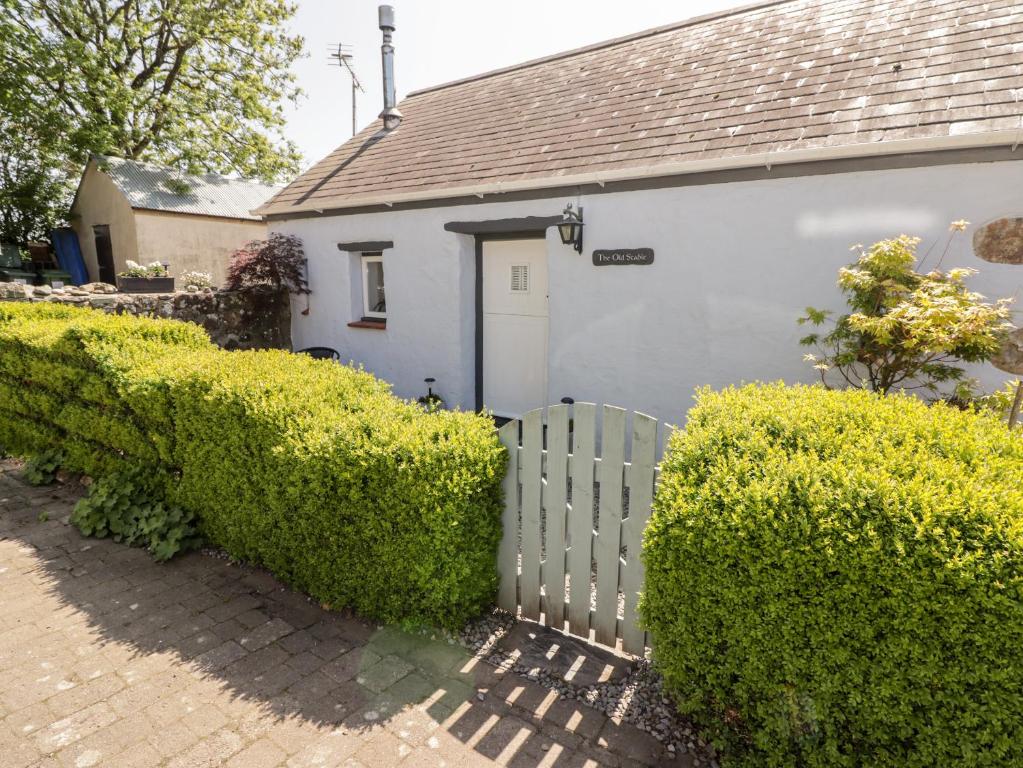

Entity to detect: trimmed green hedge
[642,383,1023,767]
[0,303,505,627]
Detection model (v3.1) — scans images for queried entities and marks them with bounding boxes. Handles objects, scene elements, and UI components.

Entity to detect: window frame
[360,252,386,320]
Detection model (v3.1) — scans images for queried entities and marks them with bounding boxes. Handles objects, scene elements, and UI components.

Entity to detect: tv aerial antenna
[328,43,365,137]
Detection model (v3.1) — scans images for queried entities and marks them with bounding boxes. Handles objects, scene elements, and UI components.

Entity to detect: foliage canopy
[0,0,304,239]
[226,233,309,295]
[799,233,1012,396]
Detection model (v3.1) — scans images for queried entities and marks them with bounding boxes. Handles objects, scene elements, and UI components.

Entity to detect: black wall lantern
[556,203,584,253]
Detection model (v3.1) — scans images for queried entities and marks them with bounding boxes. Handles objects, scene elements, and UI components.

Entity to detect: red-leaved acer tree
[226,233,310,295]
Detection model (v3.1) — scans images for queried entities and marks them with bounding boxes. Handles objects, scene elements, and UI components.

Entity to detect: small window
[510,264,529,293]
[361,253,386,319]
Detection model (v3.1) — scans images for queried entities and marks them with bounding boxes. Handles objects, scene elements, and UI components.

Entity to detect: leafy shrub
[0,302,504,627]
[169,348,503,627]
[799,231,1012,397]
[225,233,309,295]
[72,468,201,561]
[0,302,211,476]
[642,383,1023,767]
[180,270,213,289]
[120,259,169,278]
[23,449,62,485]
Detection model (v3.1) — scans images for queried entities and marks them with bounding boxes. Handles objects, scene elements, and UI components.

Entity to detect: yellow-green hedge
[642,383,1023,767]
[0,303,505,627]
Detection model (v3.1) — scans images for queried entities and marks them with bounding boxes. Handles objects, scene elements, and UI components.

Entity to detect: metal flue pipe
[378,5,402,130]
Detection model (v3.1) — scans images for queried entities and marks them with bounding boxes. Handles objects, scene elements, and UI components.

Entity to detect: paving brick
[285,649,327,676]
[0,469,671,767]
[596,719,667,765]
[105,675,171,717]
[3,701,53,737]
[225,737,288,768]
[239,618,295,651]
[265,666,314,699]
[353,728,413,767]
[264,714,326,756]
[538,697,606,741]
[405,639,472,678]
[205,595,263,623]
[146,720,201,760]
[191,640,248,672]
[278,629,317,655]
[284,728,361,767]
[109,711,161,747]
[165,728,245,768]
[309,635,353,661]
[356,655,415,693]
[34,702,117,754]
[321,647,379,684]
[385,671,441,709]
[0,721,41,768]
[104,740,165,768]
[46,673,125,719]
[180,703,230,739]
[237,608,272,629]
[386,706,441,747]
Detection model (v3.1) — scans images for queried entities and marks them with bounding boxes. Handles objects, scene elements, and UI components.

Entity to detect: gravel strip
[453,608,719,767]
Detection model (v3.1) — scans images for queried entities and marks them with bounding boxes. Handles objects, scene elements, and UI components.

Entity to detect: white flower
[949,219,969,232]
[180,270,213,288]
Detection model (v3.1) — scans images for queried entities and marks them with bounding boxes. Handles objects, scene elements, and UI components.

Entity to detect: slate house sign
[592,248,655,266]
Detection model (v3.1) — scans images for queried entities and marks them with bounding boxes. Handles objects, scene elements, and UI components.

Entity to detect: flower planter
[117,276,175,293]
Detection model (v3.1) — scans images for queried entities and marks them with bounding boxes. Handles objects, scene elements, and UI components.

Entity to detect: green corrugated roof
[93,155,282,221]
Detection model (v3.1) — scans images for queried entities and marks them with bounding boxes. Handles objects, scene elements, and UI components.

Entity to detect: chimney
[378,5,402,130]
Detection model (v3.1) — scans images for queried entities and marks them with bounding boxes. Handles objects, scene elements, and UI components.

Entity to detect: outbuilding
[71,155,282,286]
[259,0,1023,422]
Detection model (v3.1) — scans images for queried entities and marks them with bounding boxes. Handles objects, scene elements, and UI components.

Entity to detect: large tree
[0,121,67,243]
[0,0,303,240]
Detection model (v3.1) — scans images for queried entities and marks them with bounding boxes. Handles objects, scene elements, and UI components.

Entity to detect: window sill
[347,319,386,330]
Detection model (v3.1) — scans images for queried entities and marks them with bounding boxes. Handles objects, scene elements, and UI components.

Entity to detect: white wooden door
[482,239,549,418]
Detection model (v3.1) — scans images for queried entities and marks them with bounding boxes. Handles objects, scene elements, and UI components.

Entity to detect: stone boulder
[0,282,29,300]
[81,282,118,294]
[994,327,1023,375]
[973,217,1023,265]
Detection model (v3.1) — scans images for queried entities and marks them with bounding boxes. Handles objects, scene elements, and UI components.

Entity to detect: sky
[283,0,745,169]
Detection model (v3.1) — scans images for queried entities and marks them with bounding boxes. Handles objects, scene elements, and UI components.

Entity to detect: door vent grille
[510,264,529,293]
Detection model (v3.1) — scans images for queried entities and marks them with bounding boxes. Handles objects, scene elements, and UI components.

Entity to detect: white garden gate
[496,403,672,655]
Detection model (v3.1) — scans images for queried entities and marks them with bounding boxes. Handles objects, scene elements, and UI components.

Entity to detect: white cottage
[258,0,1023,423]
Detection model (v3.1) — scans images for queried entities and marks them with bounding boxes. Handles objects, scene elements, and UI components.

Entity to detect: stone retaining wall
[0,282,291,350]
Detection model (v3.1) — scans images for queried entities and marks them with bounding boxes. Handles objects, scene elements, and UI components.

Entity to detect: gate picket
[621,413,658,655]
[543,404,570,629]
[519,409,543,621]
[567,403,596,636]
[497,403,664,653]
[496,420,520,613]
[594,406,627,646]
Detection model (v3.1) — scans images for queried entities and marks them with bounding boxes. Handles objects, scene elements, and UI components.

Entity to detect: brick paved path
[0,466,682,767]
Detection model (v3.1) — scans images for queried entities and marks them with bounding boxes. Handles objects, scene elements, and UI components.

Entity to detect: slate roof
[92,155,282,221]
[260,0,1023,217]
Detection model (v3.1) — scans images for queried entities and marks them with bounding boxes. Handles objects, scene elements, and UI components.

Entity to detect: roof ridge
[406,0,801,98]
[93,153,281,189]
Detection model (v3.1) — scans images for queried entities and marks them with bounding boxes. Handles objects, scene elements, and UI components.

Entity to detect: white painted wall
[71,163,138,281]
[134,211,266,286]
[271,158,1023,424]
